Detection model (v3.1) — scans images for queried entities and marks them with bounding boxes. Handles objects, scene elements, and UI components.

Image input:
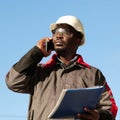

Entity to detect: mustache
[54,38,63,43]
[54,37,63,40]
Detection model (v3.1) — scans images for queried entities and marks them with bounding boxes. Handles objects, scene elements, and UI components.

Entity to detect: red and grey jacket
[42,53,118,118]
[6,46,118,120]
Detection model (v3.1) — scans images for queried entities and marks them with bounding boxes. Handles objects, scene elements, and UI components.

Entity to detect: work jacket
[6,46,118,120]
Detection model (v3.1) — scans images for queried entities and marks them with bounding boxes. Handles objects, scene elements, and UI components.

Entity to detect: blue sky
[0,0,120,120]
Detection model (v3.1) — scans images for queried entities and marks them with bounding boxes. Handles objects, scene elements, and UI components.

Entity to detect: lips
[54,40,63,46]
[55,42,62,45]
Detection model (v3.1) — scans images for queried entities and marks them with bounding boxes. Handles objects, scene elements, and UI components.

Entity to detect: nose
[55,32,64,38]
[56,32,63,36]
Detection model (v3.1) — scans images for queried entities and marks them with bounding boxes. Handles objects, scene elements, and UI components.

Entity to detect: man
[6,15,118,120]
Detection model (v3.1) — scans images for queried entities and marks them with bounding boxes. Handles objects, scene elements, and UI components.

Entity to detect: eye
[52,30,56,34]
[52,28,73,37]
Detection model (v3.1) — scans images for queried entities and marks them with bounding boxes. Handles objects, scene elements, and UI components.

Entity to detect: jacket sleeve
[6,46,44,93]
[13,46,44,75]
[96,70,118,120]
[99,109,116,120]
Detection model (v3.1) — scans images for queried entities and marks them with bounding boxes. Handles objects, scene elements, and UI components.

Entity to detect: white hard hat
[50,15,85,46]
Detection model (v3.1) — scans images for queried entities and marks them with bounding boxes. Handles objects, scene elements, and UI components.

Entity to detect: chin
[55,47,65,54]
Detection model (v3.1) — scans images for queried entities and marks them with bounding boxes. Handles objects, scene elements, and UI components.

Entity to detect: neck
[56,48,77,65]
[58,53,76,65]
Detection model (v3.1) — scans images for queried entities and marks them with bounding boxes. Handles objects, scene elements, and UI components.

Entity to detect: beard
[54,47,66,55]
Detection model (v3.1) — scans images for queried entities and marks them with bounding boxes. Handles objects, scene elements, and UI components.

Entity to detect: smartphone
[46,40,54,52]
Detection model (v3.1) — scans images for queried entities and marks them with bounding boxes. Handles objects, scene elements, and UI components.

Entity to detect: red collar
[77,54,90,68]
[42,54,90,68]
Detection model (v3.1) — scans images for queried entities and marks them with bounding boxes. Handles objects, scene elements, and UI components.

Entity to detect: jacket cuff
[99,110,115,120]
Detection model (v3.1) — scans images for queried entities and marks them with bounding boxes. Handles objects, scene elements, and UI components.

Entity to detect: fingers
[36,37,53,57]
[84,107,93,114]
[76,108,100,120]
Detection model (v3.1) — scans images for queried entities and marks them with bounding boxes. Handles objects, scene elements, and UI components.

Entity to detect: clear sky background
[0,0,120,120]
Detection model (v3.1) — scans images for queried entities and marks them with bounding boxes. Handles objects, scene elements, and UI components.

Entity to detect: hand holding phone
[46,40,54,52]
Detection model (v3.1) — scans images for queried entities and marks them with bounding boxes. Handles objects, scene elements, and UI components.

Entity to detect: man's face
[52,24,80,54]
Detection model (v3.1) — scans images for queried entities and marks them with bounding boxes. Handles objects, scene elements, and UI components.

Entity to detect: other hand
[76,107,100,120]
